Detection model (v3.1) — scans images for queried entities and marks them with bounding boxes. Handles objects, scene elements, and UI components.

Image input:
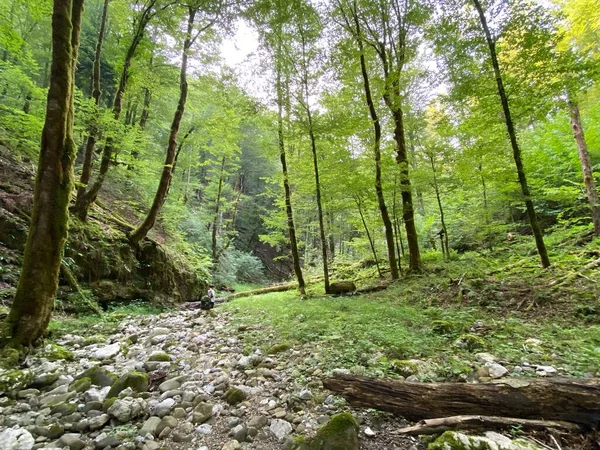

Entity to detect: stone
[156,416,178,437]
[429,431,544,450]
[0,427,35,450]
[58,433,86,450]
[474,353,497,363]
[148,352,171,362]
[536,365,558,377]
[153,398,176,418]
[309,412,359,450]
[139,416,162,437]
[75,366,117,387]
[223,387,246,405]
[298,389,313,401]
[454,334,485,352]
[158,379,180,392]
[364,427,375,437]
[390,360,418,377]
[328,281,356,295]
[106,372,148,399]
[43,344,74,361]
[486,362,508,379]
[107,398,145,422]
[92,343,121,360]
[248,415,268,429]
[70,377,92,393]
[230,424,247,442]
[172,407,186,419]
[267,343,291,355]
[29,373,61,390]
[0,369,34,393]
[192,402,214,424]
[195,424,212,435]
[270,419,293,441]
[88,413,110,431]
[95,434,121,449]
[221,440,242,450]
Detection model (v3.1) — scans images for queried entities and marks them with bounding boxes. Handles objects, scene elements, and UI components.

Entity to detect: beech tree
[2,0,84,346]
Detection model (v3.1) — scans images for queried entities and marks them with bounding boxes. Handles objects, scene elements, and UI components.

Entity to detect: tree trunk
[472,0,550,268]
[351,5,398,280]
[138,86,152,130]
[129,6,195,244]
[323,373,600,426]
[276,40,306,295]
[355,197,382,278]
[76,0,109,207]
[430,155,449,259]
[569,99,600,236]
[212,156,226,262]
[392,175,403,274]
[3,0,84,346]
[73,0,157,220]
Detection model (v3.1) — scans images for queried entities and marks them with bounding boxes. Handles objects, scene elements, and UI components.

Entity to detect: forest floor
[2,232,600,449]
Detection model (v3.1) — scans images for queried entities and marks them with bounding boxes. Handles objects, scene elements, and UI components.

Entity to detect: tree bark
[323,373,600,426]
[212,156,226,262]
[349,2,398,280]
[471,0,550,268]
[129,6,195,244]
[3,0,84,346]
[430,155,449,258]
[275,38,306,295]
[76,0,109,206]
[568,99,600,236]
[73,0,157,220]
[138,86,152,130]
[355,197,382,278]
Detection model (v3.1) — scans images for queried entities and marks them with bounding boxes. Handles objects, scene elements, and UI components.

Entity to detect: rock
[230,424,247,442]
[0,427,35,450]
[88,413,110,431]
[474,352,497,363]
[221,440,242,450]
[156,416,178,437]
[46,422,65,439]
[94,434,121,449]
[270,419,293,441]
[454,334,485,352]
[267,343,291,355]
[535,365,557,377]
[75,366,117,387]
[106,372,148,399]
[92,343,121,360]
[248,415,268,429]
[390,360,418,377]
[310,412,359,450]
[149,328,170,338]
[40,391,76,407]
[139,416,162,437]
[485,362,508,379]
[153,398,176,418]
[0,347,20,370]
[29,373,60,389]
[58,433,86,450]
[223,387,246,405]
[0,369,34,393]
[43,344,74,361]
[298,389,313,401]
[328,281,356,295]
[107,398,145,422]
[147,352,171,362]
[172,407,186,419]
[195,424,213,435]
[192,402,214,424]
[429,431,544,450]
[158,379,180,392]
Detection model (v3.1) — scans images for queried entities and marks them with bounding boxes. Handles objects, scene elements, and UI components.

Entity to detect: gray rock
[486,362,508,379]
[58,433,86,450]
[195,424,212,435]
[270,419,293,441]
[298,389,313,400]
[139,416,162,437]
[156,416,178,437]
[153,398,175,418]
[87,414,109,431]
[192,402,213,424]
[92,343,121,360]
[107,398,145,422]
[0,427,35,450]
[158,379,180,393]
[221,440,242,450]
[230,424,247,442]
[248,415,268,429]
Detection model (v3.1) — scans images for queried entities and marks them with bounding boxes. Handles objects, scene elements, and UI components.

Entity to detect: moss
[390,360,418,377]
[82,335,106,346]
[309,412,359,450]
[106,371,148,399]
[70,377,91,393]
[0,369,34,393]
[223,387,247,405]
[51,402,77,416]
[75,366,117,387]
[43,343,74,361]
[455,334,485,352]
[267,342,291,355]
[0,347,20,370]
[284,435,310,450]
[103,396,117,412]
[148,352,171,362]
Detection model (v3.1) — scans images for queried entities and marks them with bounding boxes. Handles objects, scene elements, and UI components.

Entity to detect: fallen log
[323,374,600,426]
[221,282,302,300]
[395,415,582,436]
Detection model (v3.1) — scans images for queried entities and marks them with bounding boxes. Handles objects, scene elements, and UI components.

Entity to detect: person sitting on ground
[200,285,216,310]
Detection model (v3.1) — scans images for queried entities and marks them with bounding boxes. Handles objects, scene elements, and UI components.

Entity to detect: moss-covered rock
[390,360,418,377]
[70,377,91,393]
[103,396,117,412]
[106,371,148,399]
[428,431,543,450]
[0,369,34,393]
[223,387,247,405]
[43,344,74,361]
[267,343,291,355]
[75,366,117,387]
[432,320,455,335]
[51,402,77,416]
[148,352,170,362]
[309,412,359,450]
[454,334,485,352]
[0,347,20,370]
[283,435,310,450]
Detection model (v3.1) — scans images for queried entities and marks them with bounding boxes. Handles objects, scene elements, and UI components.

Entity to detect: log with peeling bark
[395,415,582,436]
[323,374,600,426]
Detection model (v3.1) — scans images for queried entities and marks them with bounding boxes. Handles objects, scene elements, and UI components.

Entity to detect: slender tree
[471,0,550,268]
[3,0,84,346]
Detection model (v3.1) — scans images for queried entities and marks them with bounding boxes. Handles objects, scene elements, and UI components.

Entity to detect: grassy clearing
[222,244,600,381]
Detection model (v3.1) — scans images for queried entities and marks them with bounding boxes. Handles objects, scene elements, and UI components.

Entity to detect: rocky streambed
[0,309,420,450]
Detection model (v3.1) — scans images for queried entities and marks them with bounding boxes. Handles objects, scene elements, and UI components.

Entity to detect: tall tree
[471,0,550,268]
[130,2,219,243]
[2,0,84,346]
[338,0,400,280]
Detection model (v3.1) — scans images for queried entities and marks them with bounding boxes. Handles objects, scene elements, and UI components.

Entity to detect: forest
[0,0,600,449]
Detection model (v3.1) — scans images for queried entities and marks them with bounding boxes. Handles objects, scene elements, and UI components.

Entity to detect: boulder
[328,281,356,295]
[309,412,359,450]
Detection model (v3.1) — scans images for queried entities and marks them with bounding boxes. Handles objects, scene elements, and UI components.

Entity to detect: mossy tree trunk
[3,0,84,347]
[129,5,197,244]
[472,0,550,268]
[76,0,109,206]
[73,0,158,221]
[211,156,226,262]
